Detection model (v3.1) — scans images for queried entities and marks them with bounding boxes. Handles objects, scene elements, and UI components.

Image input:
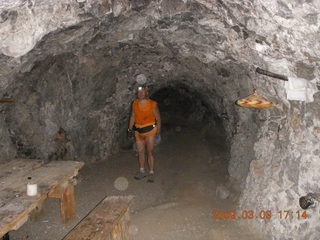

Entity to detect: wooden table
[0,159,84,238]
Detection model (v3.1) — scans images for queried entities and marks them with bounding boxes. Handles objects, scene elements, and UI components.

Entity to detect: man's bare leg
[146,135,156,182]
[136,140,146,169]
[134,136,147,180]
[146,135,155,172]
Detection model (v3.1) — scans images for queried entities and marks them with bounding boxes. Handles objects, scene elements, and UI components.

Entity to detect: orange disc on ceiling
[236,90,274,108]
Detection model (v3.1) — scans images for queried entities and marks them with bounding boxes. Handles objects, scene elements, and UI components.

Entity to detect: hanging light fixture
[236,89,274,108]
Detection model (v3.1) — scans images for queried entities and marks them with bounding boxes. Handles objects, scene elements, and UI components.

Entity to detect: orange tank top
[132,99,157,126]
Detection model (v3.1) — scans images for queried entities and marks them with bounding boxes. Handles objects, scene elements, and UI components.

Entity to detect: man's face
[137,89,147,99]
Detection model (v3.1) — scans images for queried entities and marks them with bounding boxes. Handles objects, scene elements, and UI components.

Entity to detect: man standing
[128,85,161,183]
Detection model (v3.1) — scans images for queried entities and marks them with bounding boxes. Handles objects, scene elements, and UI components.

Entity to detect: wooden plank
[0,160,84,238]
[0,159,45,212]
[63,196,134,240]
[0,159,43,170]
[0,159,44,184]
[0,193,48,238]
[0,98,15,103]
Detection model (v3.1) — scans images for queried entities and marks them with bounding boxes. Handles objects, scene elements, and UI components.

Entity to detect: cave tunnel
[151,83,221,129]
[1,0,320,240]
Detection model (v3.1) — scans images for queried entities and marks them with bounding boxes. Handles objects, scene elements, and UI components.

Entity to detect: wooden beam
[48,180,76,223]
[256,67,288,81]
[60,182,75,224]
[0,98,15,103]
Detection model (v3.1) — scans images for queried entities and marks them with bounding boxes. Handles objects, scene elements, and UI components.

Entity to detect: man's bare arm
[154,105,161,134]
[129,110,135,130]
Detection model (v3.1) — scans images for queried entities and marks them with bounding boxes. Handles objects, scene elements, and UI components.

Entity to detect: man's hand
[127,128,134,138]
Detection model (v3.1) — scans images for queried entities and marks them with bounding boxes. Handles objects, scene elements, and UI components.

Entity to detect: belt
[133,124,156,134]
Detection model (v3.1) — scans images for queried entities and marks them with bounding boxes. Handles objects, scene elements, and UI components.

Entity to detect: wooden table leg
[48,180,76,223]
[60,182,75,223]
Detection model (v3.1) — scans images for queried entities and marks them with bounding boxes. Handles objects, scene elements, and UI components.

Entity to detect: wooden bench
[63,195,134,240]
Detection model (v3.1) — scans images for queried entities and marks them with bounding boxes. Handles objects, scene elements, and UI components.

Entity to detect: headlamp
[137,86,148,91]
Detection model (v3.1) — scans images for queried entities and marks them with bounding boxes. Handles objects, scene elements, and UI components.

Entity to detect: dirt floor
[11,126,268,240]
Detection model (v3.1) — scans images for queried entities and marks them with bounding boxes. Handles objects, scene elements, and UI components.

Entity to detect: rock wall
[0,0,254,164]
[239,86,320,240]
[0,0,320,239]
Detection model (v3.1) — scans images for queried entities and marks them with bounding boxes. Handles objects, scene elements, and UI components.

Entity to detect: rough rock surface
[0,0,320,239]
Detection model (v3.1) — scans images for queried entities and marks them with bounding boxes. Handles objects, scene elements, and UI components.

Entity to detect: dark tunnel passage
[151,84,219,129]
[149,83,229,155]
